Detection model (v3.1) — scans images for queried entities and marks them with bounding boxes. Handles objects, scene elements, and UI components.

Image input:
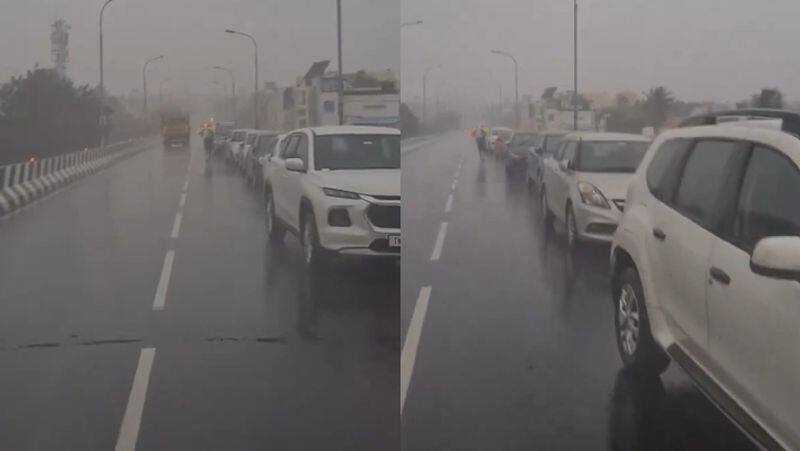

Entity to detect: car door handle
[652,228,666,241]
[709,267,731,285]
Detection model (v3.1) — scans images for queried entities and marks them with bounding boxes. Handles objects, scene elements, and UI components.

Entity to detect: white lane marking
[170,211,183,239]
[182,178,189,192]
[445,193,454,213]
[401,286,432,414]
[115,348,156,451]
[430,222,448,261]
[178,192,187,208]
[152,250,175,310]
[451,181,457,191]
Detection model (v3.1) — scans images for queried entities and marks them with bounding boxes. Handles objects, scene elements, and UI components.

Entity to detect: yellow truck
[160,111,190,148]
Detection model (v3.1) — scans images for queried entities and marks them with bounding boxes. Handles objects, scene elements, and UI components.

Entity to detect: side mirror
[559,159,572,172]
[751,236,800,281]
[285,157,306,172]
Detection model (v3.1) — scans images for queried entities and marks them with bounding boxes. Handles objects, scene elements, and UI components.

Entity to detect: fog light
[328,208,351,227]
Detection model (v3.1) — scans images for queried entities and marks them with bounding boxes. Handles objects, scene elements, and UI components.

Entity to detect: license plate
[388,235,401,248]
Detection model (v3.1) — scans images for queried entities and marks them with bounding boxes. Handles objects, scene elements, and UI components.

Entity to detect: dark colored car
[505,131,538,173]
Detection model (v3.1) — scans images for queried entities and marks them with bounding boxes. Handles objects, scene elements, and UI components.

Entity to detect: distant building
[520,88,598,131]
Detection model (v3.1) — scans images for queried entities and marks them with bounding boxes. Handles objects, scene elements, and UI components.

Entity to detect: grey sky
[402,0,800,109]
[0,0,398,96]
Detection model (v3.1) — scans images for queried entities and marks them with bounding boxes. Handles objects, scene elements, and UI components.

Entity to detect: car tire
[565,204,579,251]
[265,192,285,242]
[614,266,670,376]
[301,209,325,270]
[540,187,554,231]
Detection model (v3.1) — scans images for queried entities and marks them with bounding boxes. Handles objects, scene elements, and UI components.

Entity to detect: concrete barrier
[0,139,148,217]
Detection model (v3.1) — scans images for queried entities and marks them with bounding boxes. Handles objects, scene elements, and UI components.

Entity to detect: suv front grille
[366,204,400,229]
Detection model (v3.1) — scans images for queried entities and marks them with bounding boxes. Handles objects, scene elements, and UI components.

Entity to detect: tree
[750,88,783,109]
[399,103,419,137]
[642,86,675,130]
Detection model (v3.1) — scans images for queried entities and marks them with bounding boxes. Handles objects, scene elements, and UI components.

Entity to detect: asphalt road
[0,139,399,450]
[401,133,758,451]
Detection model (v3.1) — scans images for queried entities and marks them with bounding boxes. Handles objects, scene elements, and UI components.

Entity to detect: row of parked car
[495,109,800,451]
[211,124,401,269]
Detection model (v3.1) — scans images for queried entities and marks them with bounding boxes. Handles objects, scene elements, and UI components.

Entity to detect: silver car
[539,132,650,249]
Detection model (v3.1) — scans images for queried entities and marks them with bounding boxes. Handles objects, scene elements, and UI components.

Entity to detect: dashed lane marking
[170,211,183,239]
[445,193,454,213]
[152,250,175,310]
[401,286,432,414]
[115,348,156,451]
[430,222,448,261]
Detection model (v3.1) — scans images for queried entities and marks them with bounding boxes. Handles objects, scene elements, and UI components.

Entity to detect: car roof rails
[678,108,800,137]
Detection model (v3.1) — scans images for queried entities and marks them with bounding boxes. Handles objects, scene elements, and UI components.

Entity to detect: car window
[561,142,578,163]
[295,134,309,165]
[646,138,692,203]
[545,135,564,154]
[254,136,278,157]
[674,140,746,228]
[576,141,649,173]
[732,146,800,252]
[280,136,298,159]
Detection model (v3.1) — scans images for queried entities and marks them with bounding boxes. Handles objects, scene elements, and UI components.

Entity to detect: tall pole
[142,55,164,118]
[573,0,578,131]
[225,29,259,128]
[490,50,519,128]
[337,0,344,125]
[99,0,115,148]
[213,66,236,121]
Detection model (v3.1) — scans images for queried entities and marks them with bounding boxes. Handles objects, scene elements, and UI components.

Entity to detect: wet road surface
[0,140,399,450]
[401,134,757,451]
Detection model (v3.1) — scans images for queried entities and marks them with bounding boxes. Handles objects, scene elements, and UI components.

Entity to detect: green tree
[750,88,783,109]
[642,86,675,130]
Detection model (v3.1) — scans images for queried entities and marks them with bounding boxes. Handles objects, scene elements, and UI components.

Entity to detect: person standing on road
[474,125,488,161]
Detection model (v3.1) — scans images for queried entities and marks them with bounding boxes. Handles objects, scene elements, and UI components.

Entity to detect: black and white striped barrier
[0,139,146,217]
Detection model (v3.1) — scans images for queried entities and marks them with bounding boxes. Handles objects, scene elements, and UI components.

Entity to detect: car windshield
[314,134,400,170]
[577,140,650,173]
[511,134,537,147]
[544,136,564,154]
[246,134,257,145]
[255,136,278,157]
[493,129,513,141]
[232,131,245,142]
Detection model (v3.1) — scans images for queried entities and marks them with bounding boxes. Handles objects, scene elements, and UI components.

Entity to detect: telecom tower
[50,19,70,78]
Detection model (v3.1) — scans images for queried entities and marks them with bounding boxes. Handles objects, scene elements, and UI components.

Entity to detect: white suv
[610,112,800,450]
[539,132,650,249]
[263,126,400,267]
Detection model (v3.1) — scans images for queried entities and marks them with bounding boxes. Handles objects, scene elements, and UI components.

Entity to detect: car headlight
[323,187,360,199]
[577,182,610,209]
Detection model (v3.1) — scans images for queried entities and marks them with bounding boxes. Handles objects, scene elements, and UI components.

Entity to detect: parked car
[539,132,650,249]
[263,126,400,268]
[505,131,538,174]
[527,131,567,191]
[213,121,235,155]
[489,126,514,154]
[238,130,260,170]
[610,111,800,451]
[244,131,279,186]
[227,129,249,162]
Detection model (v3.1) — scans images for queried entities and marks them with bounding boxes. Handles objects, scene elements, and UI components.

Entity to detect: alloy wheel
[618,284,640,357]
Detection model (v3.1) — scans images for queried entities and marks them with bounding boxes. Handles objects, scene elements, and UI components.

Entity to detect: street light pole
[99,0,115,148]
[422,65,440,128]
[336,0,344,125]
[142,55,164,118]
[213,66,236,121]
[225,29,258,128]
[573,0,578,131]
[490,50,519,129]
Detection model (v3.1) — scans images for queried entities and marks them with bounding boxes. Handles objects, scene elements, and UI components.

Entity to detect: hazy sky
[0,0,398,96]
[402,0,800,109]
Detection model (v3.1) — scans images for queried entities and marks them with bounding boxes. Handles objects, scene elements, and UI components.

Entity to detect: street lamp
[225,29,259,128]
[336,0,344,125]
[490,49,519,129]
[212,65,236,121]
[159,77,171,109]
[422,65,441,127]
[401,20,423,28]
[573,0,578,130]
[98,0,116,148]
[142,55,164,117]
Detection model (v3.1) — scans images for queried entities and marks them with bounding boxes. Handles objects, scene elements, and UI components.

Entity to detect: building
[520,88,598,131]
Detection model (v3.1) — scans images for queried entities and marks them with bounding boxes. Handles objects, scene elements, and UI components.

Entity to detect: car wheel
[302,209,325,269]
[614,267,670,376]
[265,192,285,242]
[540,187,554,231]
[566,204,579,251]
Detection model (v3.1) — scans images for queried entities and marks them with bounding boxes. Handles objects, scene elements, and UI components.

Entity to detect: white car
[539,132,651,248]
[263,126,400,267]
[228,129,248,162]
[238,130,259,169]
[610,112,800,451]
[526,131,566,190]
